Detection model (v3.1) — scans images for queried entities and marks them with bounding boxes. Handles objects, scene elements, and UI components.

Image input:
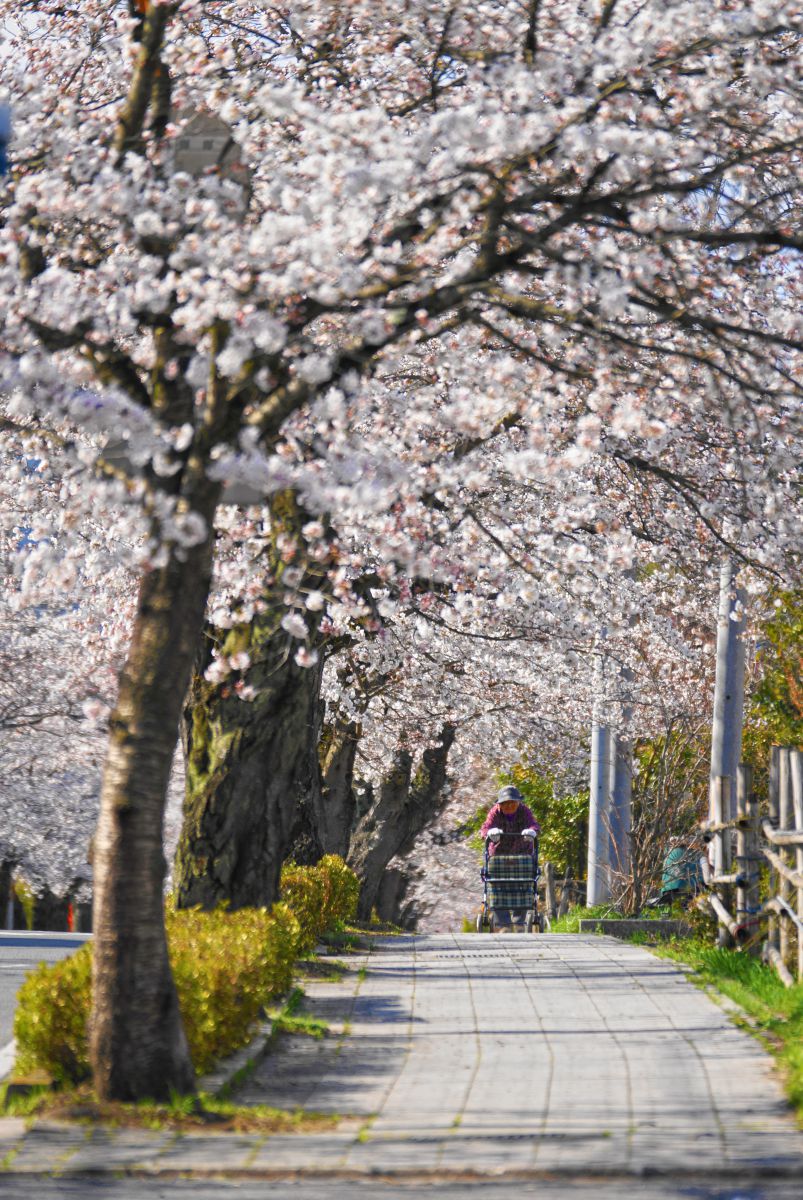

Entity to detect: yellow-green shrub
[167,902,301,1073]
[317,855,360,927]
[13,943,92,1084]
[14,904,301,1085]
[280,864,328,952]
[12,859,359,1088]
[280,855,359,951]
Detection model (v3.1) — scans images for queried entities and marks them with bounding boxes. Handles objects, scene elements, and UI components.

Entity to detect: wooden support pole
[760,824,803,847]
[558,869,572,917]
[779,748,792,967]
[544,861,557,921]
[707,892,740,941]
[766,944,795,989]
[714,776,732,946]
[735,765,749,938]
[743,765,761,956]
[712,776,732,875]
[765,896,803,937]
[767,748,781,958]
[791,750,803,983]
[702,819,744,835]
[762,847,803,891]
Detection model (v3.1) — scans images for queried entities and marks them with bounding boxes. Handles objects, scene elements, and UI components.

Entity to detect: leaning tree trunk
[175,640,325,908]
[314,712,362,858]
[175,490,329,910]
[348,724,456,921]
[91,502,218,1101]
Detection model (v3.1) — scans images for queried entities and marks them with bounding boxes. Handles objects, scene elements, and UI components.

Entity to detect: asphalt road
[0,932,90,1072]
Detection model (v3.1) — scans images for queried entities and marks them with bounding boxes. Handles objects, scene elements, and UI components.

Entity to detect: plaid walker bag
[485,854,534,912]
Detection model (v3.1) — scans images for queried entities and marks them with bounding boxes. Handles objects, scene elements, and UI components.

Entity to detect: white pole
[609,666,633,890]
[587,721,611,904]
[710,557,746,821]
[608,730,632,883]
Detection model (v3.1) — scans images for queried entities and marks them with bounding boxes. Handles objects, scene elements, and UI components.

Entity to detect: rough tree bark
[174,633,325,908]
[91,485,219,1100]
[87,0,220,1104]
[175,491,328,909]
[314,712,362,858]
[348,723,456,920]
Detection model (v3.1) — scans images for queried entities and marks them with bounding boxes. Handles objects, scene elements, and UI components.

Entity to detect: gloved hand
[521,828,537,839]
[487,828,502,842]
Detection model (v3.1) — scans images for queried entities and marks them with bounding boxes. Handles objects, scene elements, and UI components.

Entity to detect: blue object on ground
[0,104,10,175]
[661,845,703,894]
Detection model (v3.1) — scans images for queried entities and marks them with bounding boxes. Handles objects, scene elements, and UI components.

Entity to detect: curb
[197,1019,275,1097]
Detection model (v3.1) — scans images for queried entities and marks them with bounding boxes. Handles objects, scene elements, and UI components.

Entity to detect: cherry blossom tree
[0,0,800,1101]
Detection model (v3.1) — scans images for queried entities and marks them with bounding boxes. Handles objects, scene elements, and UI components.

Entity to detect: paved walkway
[2,934,803,1187]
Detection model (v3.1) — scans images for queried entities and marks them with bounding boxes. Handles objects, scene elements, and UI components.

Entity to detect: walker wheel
[475,911,485,934]
[525,912,534,934]
[537,913,550,933]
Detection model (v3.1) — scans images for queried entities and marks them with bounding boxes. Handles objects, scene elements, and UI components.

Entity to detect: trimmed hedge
[13,942,92,1085]
[13,855,359,1086]
[169,901,300,1073]
[279,854,360,953]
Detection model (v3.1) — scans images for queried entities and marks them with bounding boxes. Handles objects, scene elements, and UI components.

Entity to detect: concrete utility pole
[608,666,634,891]
[608,730,633,884]
[587,720,612,905]
[710,557,746,822]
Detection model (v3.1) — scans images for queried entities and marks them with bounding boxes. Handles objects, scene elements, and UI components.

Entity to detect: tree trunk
[174,490,333,909]
[90,511,218,1100]
[284,689,326,867]
[348,724,455,921]
[375,867,417,928]
[175,649,324,908]
[314,712,361,858]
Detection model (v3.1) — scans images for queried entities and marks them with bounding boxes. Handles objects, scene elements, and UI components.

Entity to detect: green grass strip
[654,938,803,1124]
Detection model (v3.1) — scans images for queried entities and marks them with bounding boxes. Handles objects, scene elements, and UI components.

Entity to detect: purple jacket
[480,802,540,856]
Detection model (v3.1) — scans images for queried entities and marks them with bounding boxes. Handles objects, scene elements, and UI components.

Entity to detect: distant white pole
[608,666,633,889]
[608,730,632,883]
[587,721,611,904]
[710,557,746,821]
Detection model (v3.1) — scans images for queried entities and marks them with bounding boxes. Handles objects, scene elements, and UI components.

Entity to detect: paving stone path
[2,933,803,1189]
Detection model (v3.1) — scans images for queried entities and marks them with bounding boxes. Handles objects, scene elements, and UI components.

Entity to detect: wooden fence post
[744,766,761,955]
[712,775,723,875]
[767,747,781,959]
[735,765,751,943]
[558,868,573,917]
[791,749,803,983]
[544,861,557,921]
[779,748,792,967]
[714,776,733,945]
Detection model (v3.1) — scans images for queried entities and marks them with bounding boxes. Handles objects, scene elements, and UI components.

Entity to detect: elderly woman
[481,785,541,854]
[480,786,541,931]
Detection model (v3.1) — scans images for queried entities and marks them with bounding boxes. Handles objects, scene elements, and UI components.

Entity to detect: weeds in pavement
[0,1082,338,1134]
[297,958,349,982]
[266,985,329,1041]
[548,904,623,933]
